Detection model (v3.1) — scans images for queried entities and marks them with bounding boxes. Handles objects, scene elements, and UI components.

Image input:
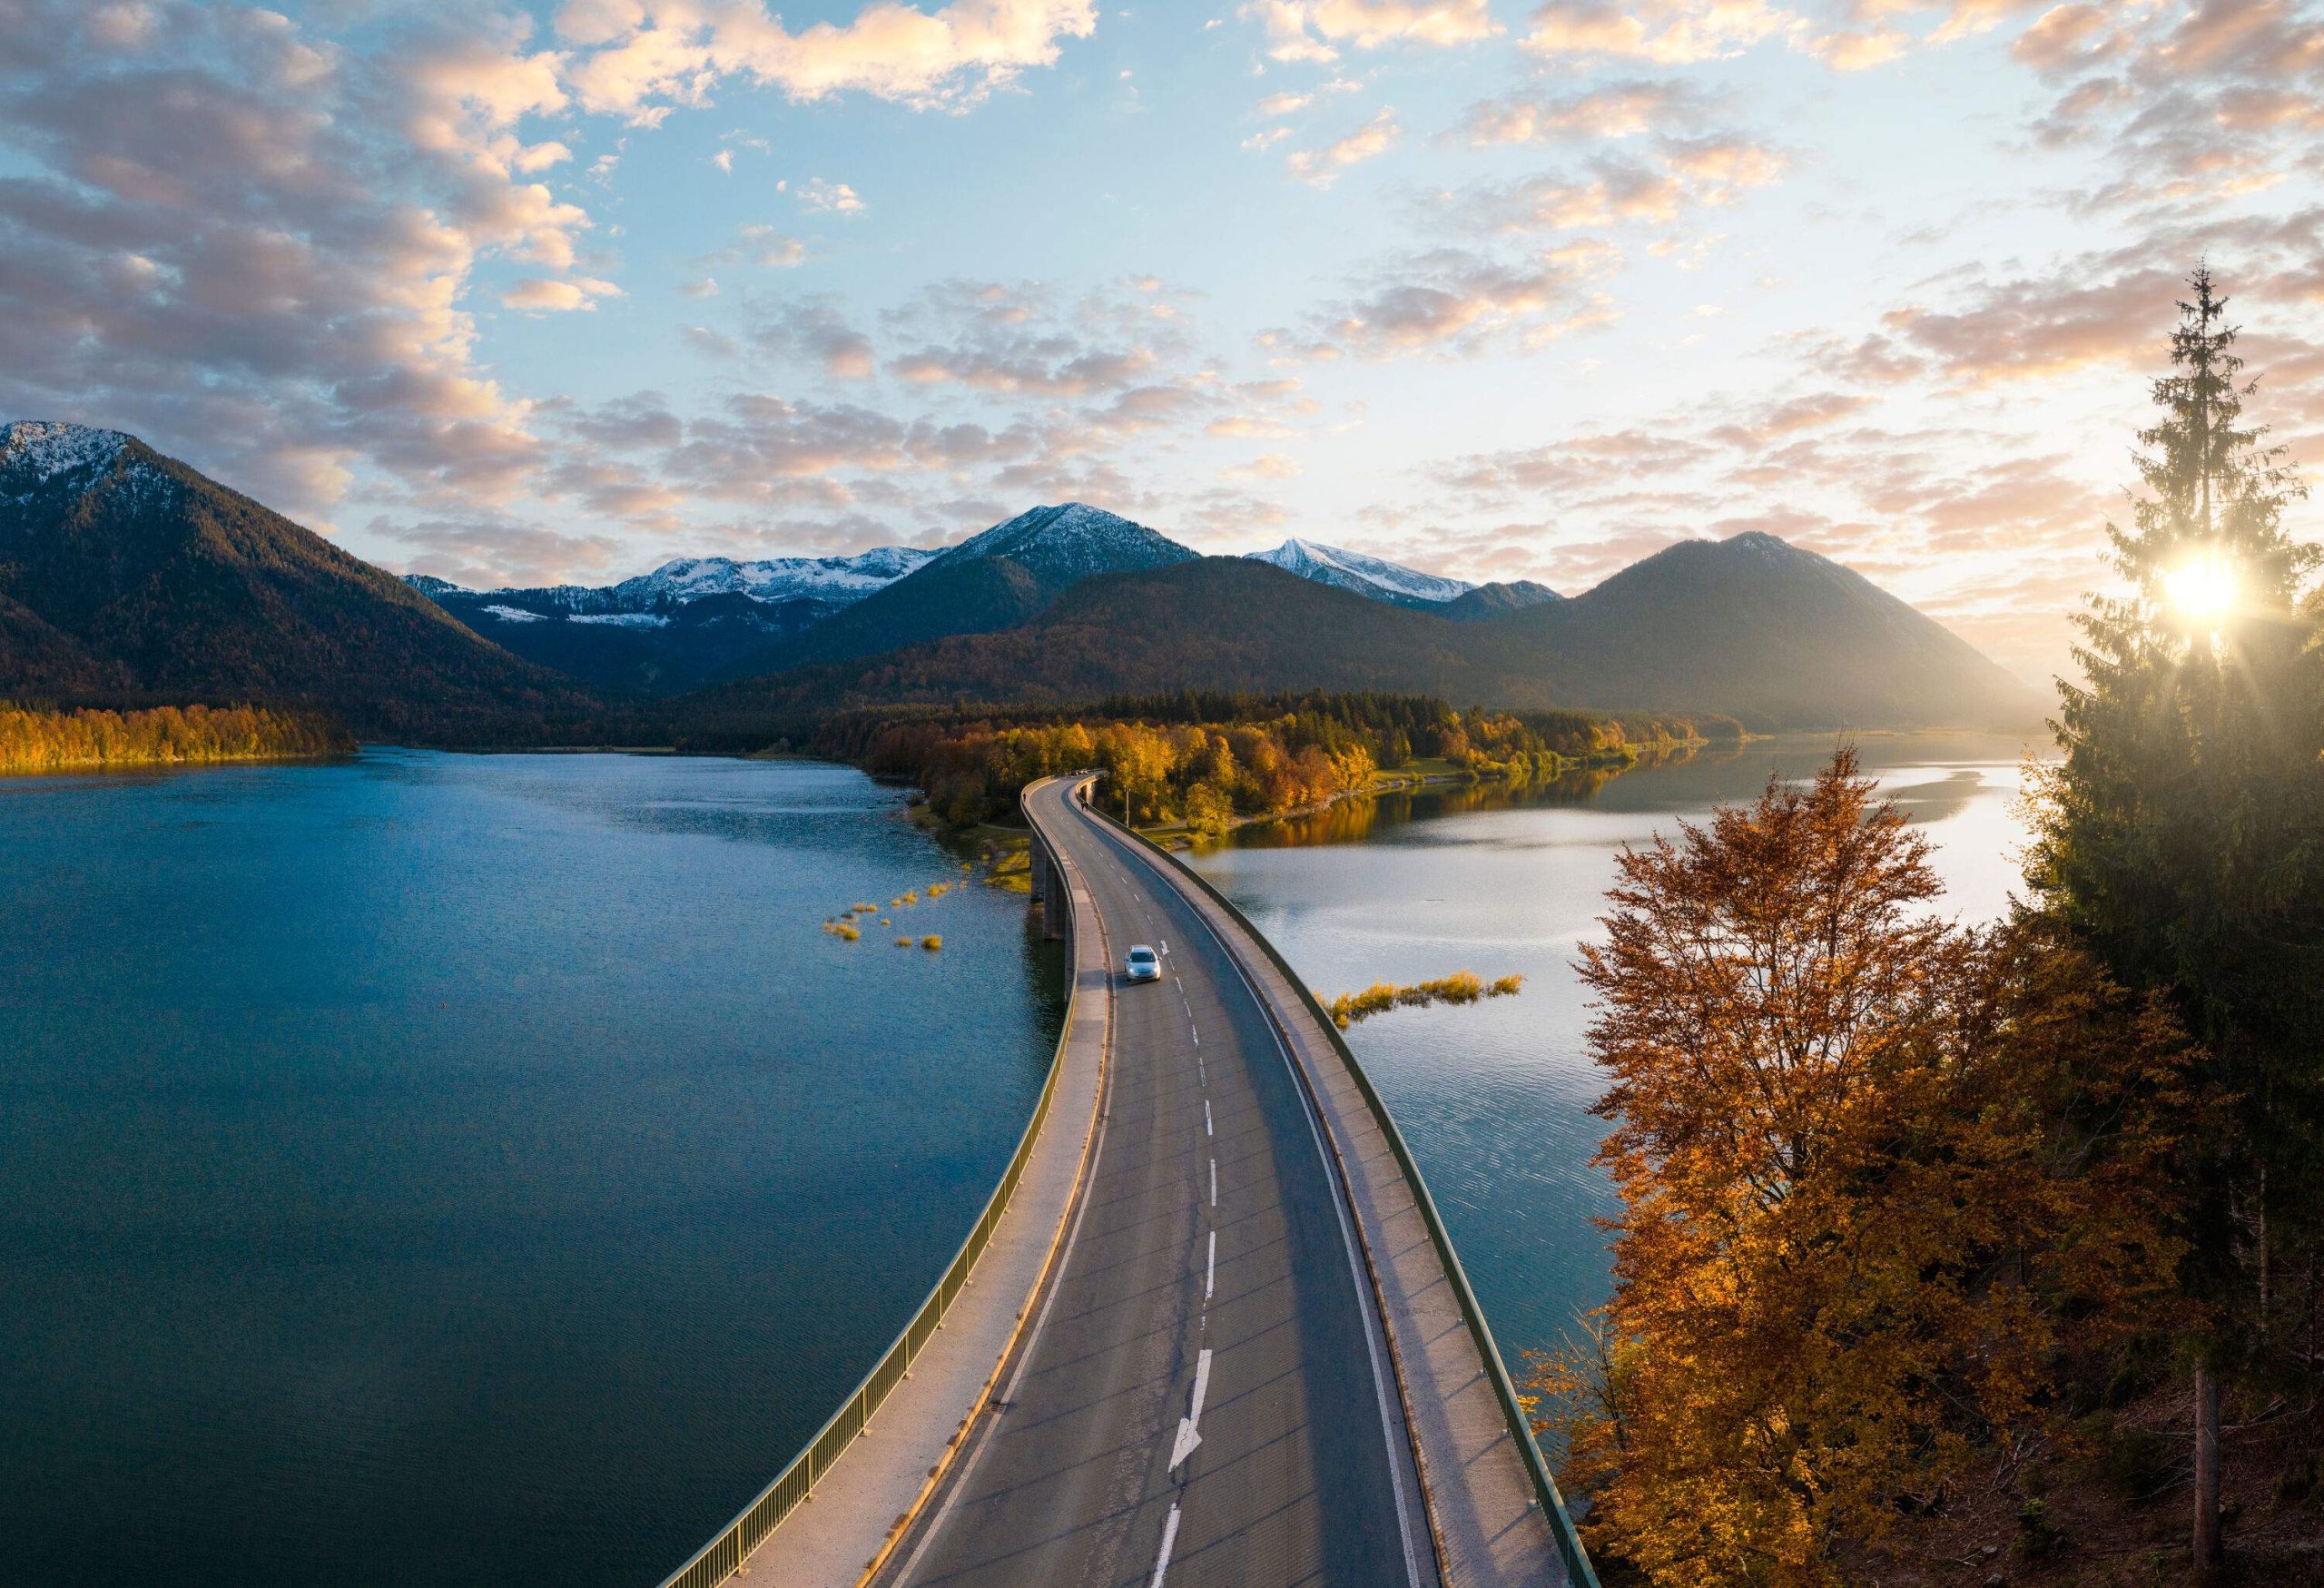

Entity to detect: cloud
[1443,137,1785,232]
[1519,0,1798,64]
[1224,450,1302,478]
[1285,107,1401,185]
[881,277,1197,396]
[1452,78,1709,144]
[0,0,561,514]
[557,0,1099,120]
[697,222,807,268]
[1244,0,1500,59]
[1277,242,1621,360]
[377,512,628,587]
[793,176,865,213]
[503,274,624,311]
[750,295,877,377]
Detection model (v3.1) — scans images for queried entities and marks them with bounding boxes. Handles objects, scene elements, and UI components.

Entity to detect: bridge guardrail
[1092,802,1602,1588]
[653,784,1080,1588]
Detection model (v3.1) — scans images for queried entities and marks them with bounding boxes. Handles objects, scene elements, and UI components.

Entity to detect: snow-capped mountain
[2,419,587,731]
[610,546,936,608]
[1246,538,1475,609]
[923,503,1197,586]
[3,419,169,510]
[410,545,936,617]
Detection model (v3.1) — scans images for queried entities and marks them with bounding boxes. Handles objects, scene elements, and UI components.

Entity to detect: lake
[1179,733,2050,1366]
[0,752,1062,1588]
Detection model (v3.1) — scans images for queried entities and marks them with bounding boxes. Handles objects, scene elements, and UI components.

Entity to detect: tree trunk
[2192,1365,2221,1569]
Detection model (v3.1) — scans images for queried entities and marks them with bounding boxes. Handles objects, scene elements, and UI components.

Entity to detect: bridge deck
[878,780,1568,1588]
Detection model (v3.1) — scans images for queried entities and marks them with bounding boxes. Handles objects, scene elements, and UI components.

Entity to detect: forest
[810,690,1725,830]
[0,703,353,773]
[1532,271,2324,1584]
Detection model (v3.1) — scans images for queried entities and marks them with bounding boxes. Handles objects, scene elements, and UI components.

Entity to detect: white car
[1124,944,1161,983]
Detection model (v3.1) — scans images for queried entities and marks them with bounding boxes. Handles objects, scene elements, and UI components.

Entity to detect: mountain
[401,503,1190,692]
[403,545,932,696]
[1247,538,1473,608]
[737,502,1200,675]
[1444,579,1561,621]
[607,547,933,608]
[1486,531,2037,729]
[922,502,1196,586]
[0,420,597,737]
[410,583,841,695]
[674,534,2040,740]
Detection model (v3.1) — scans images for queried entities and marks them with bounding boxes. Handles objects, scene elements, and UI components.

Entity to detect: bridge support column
[1041,845,1067,942]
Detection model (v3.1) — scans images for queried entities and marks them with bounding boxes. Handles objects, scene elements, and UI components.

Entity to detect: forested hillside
[0,422,601,740]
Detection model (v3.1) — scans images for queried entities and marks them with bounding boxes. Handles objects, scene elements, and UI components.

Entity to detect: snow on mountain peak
[609,546,937,607]
[3,420,131,487]
[1248,537,1473,607]
[924,502,1198,583]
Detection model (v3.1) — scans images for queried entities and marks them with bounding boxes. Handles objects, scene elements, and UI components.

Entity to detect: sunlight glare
[2162,549,2237,625]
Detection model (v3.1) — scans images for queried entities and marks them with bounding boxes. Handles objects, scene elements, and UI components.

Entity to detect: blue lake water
[0,751,1061,1588]
[1180,733,2047,1367]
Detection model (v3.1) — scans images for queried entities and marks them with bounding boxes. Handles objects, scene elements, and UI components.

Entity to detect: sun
[2162,549,2237,625]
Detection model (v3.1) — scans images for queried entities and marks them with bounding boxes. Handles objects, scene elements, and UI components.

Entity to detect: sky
[2,0,2320,686]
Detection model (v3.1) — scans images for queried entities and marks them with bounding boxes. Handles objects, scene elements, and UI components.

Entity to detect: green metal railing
[653,790,1080,1588]
[1094,805,1603,1588]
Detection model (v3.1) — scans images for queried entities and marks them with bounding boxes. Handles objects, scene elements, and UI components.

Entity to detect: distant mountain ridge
[402,503,1197,692]
[1,421,2040,739]
[675,536,2039,739]
[0,421,595,736]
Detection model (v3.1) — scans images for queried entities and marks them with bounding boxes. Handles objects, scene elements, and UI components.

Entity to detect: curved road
[881,778,1434,1588]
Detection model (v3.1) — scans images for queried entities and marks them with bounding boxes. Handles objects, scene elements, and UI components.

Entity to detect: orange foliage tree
[1549,750,2199,1585]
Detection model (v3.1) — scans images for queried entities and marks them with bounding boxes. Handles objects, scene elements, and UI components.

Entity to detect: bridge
[658,775,1596,1588]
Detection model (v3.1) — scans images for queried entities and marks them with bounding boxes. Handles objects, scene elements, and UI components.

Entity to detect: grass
[1324,970,1524,1029]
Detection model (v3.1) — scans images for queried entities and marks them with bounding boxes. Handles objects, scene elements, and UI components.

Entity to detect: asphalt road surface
[882,778,1433,1588]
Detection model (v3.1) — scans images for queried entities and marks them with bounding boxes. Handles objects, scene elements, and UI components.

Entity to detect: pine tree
[2025,265,2324,1568]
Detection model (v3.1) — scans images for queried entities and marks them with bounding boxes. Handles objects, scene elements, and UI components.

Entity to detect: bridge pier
[1029,832,1067,942]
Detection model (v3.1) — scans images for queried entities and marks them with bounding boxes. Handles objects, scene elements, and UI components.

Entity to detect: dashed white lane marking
[1190,1024,1199,1047]
[1168,1348,1214,1470]
[1209,1158,1216,1207]
[1203,1100,1212,1137]
[1205,1229,1216,1303]
[1150,1504,1182,1586]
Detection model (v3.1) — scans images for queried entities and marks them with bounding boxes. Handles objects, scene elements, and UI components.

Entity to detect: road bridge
[658,776,1593,1588]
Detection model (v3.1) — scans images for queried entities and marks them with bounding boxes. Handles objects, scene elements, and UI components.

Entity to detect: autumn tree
[1560,751,2195,1585]
[2024,267,2324,1566]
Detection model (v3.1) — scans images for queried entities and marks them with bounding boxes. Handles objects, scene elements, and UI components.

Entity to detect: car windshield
[1129,949,1155,962]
